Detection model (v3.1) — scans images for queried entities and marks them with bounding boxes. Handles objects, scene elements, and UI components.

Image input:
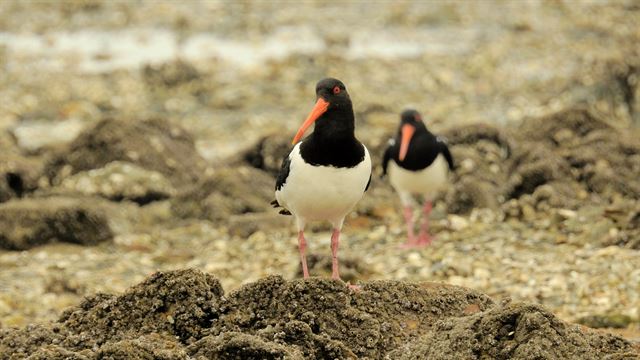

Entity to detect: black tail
[270,199,292,216]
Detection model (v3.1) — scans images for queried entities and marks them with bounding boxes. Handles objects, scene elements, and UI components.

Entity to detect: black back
[382,109,455,175]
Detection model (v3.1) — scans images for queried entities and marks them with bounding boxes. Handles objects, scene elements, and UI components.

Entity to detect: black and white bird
[271,78,372,282]
[382,109,455,248]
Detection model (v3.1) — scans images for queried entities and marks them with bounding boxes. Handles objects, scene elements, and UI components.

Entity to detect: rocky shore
[0,1,639,358]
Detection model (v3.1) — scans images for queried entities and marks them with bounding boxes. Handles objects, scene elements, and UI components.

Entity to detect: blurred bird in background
[382,109,455,248]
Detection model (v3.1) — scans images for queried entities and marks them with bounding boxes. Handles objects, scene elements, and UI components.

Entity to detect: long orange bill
[292,98,330,144]
[398,123,415,161]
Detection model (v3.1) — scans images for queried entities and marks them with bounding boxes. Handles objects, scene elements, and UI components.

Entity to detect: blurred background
[0,0,638,340]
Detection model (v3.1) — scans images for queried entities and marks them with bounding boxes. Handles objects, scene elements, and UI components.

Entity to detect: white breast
[388,154,449,200]
[275,143,371,229]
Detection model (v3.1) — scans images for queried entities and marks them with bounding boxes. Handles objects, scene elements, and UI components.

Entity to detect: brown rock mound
[1,269,636,359]
[442,108,640,215]
[59,269,224,347]
[0,197,113,250]
[171,166,274,220]
[45,118,210,188]
[441,123,512,213]
[242,133,292,177]
[511,107,640,202]
[389,302,635,360]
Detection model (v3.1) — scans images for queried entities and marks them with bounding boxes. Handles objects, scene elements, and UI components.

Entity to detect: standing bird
[382,109,455,248]
[271,78,371,282]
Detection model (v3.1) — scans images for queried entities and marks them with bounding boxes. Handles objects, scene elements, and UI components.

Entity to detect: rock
[24,346,90,360]
[442,123,512,157]
[10,118,87,154]
[0,270,637,359]
[293,253,372,283]
[577,314,634,329]
[142,60,200,89]
[95,335,189,359]
[518,107,613,143]
[171,166,274,220]
[227,212,292,237]
[447,214,469,231]
[221,276,495,358]
[521,204,537,222]
[446,177,501,214]
[0,153,45,203]
[389,303,634,360]
[241,133,292,176]
[557,209,578,220]
[513,108,640,203]
[507,147,570,198]
[187,332,305,359]
[51,161,176,205]
[45,118,210,188]
[0,325,66,360]
[436,124,512,214]
[59,269,225,347]
[0,197,113,250]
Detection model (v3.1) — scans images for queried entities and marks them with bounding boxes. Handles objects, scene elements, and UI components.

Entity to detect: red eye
[414,114,422,122]
[333,86,341,94]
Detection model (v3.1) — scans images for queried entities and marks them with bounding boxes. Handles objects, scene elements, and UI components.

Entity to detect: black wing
[437,137,455,171]
[275,156,291,191]
[272,155,292,215]
[365,173,372,191]
[381,139,395,177]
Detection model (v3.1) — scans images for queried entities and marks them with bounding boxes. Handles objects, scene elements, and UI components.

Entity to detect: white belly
[388,154,449,198]
[276,143,371,228]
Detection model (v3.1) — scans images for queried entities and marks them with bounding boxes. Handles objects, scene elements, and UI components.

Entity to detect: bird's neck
[312,105,356,144]
[300,104,365,168]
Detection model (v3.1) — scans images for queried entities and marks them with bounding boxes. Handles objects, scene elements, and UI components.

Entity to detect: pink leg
[330,228,341,280]
[418,201,433,246]
[298,231,310,278]
[401,206,418,248]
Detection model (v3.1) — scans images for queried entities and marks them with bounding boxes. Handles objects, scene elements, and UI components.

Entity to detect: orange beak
[292,98,330,144]
[398,123,415,161]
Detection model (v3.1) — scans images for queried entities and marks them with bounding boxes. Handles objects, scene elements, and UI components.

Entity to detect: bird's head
[397,109,426,161]
[292,78,352,144]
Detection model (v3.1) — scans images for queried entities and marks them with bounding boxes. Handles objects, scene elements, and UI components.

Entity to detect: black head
[399,109,426,130]
[315,78,351,109]
[292,77,355,144]
[396,109,428,161]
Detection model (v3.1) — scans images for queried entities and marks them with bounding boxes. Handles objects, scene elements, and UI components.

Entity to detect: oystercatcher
[271,78,372,282]
[382,109,455,248]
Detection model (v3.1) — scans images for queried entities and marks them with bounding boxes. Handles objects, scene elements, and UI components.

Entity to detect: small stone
[521,204,536,222]
[448,215,469,231]
[557,209,577,220]
[10,118,87,153]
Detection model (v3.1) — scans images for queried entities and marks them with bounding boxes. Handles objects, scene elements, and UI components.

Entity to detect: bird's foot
[399,242,416,249]
[399,235,418,249]
[346,282,361,292]
[417,233,434,246]
[332,277,361,291]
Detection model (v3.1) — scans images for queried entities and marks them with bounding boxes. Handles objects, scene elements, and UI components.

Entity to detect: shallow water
[1,25,492,73]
